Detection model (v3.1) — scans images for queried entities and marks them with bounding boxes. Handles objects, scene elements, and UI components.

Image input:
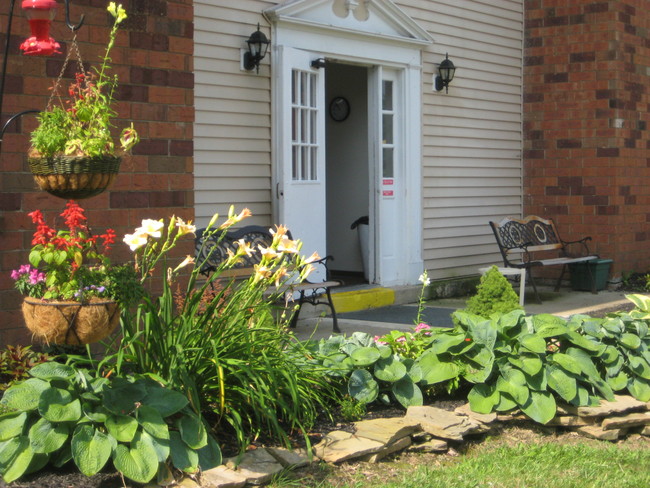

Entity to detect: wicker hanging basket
[28,154,122,200]
[22,296,120,345]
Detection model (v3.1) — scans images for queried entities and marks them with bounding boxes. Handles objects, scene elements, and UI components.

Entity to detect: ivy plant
[0,362,221,484]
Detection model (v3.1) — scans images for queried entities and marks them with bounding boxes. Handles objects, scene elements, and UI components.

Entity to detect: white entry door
[276,47,327,278]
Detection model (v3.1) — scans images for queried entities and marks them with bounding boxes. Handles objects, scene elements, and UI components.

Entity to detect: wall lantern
[243,24,270,73]
[434,53,456,93]
[20,0,61,56]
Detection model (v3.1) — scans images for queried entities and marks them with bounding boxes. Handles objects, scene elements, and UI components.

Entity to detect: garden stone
[641,425,650,436]
[201,465,248,488]
[353,417,422,444]
[360,436,412,463]
[405,405,481,441]
[546,416,592,427]
[266,446,313,468]
[313,430,385,463]
[562,395,647,418]
[454,403,497,425]
[178,478,202,487]
[576,425,625,441]
[600,412,650,430]
[407,438,449,453]
[224,449,285,485]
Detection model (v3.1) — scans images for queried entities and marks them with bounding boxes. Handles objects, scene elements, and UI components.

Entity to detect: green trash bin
[569,259,612,291]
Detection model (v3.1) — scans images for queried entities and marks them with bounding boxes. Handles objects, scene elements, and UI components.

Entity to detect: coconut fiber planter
[22,297,120,345]
[28,154,121,200]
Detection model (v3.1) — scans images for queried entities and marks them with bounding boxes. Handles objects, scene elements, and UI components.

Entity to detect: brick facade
[524,0,650,278]
[0,0,194,345]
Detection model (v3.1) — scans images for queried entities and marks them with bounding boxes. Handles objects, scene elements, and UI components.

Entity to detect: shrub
[465,266,522,318]
[0,362,220,484]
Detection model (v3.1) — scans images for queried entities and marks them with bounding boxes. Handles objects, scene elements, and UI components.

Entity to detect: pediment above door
[265,0,433,46]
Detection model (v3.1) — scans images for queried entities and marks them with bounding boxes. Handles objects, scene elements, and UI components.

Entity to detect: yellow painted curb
[332,287,395,313]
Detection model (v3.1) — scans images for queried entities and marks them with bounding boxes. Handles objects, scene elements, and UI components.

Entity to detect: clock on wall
[329,96,350,122]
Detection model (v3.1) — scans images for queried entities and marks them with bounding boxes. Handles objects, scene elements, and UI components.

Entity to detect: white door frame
[267,6,429,286]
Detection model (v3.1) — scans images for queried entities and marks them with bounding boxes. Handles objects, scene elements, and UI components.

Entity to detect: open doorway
[325,61,371,285]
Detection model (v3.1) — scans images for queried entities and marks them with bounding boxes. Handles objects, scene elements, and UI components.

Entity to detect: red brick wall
[0,0,194,346]
[524,0,650,279]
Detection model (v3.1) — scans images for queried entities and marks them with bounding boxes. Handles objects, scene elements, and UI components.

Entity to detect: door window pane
[291,69,318,181]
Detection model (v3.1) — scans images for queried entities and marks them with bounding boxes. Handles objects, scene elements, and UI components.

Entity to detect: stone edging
[166,395,650,488]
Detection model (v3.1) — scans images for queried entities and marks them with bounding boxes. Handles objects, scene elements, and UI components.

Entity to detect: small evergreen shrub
[465,266,523,318]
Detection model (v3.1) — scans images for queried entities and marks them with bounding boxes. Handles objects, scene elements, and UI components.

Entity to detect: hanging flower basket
[21,296,120,345]
[28,154,121,199]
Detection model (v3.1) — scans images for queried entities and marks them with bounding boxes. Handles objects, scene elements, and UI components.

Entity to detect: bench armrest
[561,236,593,258]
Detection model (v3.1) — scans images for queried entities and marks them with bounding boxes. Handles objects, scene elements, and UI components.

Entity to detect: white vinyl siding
[195,0,524,281]
[405,0,524,279]
[194,1,275,227]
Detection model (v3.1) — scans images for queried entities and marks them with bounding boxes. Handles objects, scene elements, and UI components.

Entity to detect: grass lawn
[271,425,650,488]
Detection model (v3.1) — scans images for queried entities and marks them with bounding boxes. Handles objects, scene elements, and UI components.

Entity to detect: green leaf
[565,331,605,353]
[0,412,28,441]
[0,436,33,483]
[373,357,407,383]
[323,354,355,377]
[113,430,159,483]
[348,369,379,404]
[419,357,459,385]
[496,376,529,405]
[520,390,556,424]
[106,414,139,443]
[142,383,189,418]
[377,346,393,359]
[495,393,517,412]
[28,362,75,380]
[350,347,381,367]
[403,359,423,383]
[197,435,222,471]
[468,383,499,414]
[547,365,577,403]
[620,333,642,350]
[626,294,650,312]
[532,314,569,337]
[1,378,49,412]
[429,333,467,355]
[176,413,207,450]
[627,377,650,401]
[629,355,650,380]
[137,405,169,440]
[391,377,423,408]
[518,334,546,354]
[38,388,82,423]
[102,381,147,416]
[467,318,497,349]
[169,431,199,474]
[565,348,600,381]
[606,371,629,391]
[600,346,620,365]
[520,355,543,376]
[28,418,69,454]
[71,425,112,477]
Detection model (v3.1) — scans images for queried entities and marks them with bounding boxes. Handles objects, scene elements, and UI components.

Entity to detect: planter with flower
[28,3,139,200]
[11,201,142,345]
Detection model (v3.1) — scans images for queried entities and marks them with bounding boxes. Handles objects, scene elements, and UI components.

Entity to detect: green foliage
[465,266,522,318]
[99,209,338,452]
[316,294,650,425]
[0,362,220,484]
[338,395,367,422]
[29,4,138,158]
[0,346,51,391]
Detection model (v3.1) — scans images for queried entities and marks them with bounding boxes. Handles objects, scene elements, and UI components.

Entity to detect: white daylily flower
[123,232,148,251]
[136,219,164,239]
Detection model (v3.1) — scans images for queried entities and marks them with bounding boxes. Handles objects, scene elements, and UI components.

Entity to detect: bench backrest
[195,225,288,278]
[490,215,563,260]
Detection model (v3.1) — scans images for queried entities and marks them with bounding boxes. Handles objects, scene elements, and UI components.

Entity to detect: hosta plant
[0,362,221,484]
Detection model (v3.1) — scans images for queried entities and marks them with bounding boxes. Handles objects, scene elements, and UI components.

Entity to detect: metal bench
[489,215,599,303]
[195,225,341,332]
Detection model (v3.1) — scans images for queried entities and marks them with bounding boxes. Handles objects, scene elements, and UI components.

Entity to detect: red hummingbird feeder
[20,0,61,56]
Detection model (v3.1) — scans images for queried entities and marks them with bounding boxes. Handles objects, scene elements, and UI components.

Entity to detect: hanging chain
[46,34,86,112]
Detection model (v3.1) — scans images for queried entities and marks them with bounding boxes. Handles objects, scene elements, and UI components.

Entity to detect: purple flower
[28,269,45,285]
[10,269,20,281]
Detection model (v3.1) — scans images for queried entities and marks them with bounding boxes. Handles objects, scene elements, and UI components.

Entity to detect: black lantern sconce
[243,24,270,74]
[0,0,85,154]
[434,53,456,93]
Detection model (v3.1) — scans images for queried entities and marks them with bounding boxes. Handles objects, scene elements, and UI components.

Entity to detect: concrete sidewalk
[292,286,638,342]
